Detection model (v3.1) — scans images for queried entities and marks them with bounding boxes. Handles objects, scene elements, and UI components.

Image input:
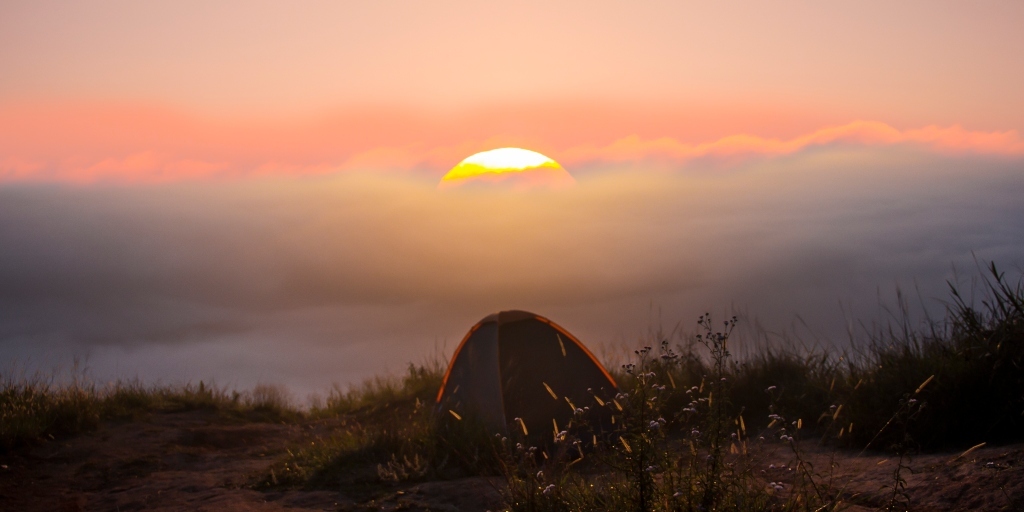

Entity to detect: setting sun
[439,147,575,190]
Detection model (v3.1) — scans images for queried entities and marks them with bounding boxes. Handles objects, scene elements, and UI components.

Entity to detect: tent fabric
[436,310,618,438]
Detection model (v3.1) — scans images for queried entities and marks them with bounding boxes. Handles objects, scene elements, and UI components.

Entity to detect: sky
[1,2,1023,398]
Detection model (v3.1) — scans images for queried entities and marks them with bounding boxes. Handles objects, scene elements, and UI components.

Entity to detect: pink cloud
[558,121,1024,165]
[0,158,45,181]
[1,103,1021,186]
[60,152,229,184]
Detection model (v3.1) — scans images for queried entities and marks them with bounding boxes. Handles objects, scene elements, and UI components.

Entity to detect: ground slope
[0,410,1020,511]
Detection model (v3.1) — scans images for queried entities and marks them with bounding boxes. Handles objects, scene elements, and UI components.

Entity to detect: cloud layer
[2,145,1022,395]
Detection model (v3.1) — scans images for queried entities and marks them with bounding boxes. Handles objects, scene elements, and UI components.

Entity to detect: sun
[439,148,574,190]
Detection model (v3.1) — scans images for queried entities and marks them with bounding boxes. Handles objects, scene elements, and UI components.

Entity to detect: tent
[436,310,618,438]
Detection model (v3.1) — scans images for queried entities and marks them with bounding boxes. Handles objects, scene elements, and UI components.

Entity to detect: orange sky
[2,1,1024,184]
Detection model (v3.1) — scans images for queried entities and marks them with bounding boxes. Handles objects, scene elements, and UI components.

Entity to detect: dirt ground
[753,438,1024,511]
[0,410,1020,511]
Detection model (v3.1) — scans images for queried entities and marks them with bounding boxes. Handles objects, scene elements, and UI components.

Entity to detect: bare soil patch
[754,441,1024,511]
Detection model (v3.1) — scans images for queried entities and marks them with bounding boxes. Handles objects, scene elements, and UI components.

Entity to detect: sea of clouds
[1,145,1022,398]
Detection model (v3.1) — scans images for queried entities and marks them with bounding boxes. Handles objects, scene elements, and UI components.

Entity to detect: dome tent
[436,310,618,439]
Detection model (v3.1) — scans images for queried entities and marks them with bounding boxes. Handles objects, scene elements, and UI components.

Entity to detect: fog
[2,146,1022,398]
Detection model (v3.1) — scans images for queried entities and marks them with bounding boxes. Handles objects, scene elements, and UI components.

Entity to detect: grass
[0,375,297,453]
[1,261,1021,510]
[497,317,839,511]
[600,262,1023,453]
[842,262,1024,450]
[255,360,501,499]
[311,360,446,416]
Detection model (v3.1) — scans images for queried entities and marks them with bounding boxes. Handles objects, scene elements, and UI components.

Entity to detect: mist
[1,146,1022,398]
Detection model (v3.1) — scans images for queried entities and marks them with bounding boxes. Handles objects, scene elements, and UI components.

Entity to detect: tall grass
[311,360,445,416]
[595,262,1023,452]
[840,262,1023,450]
[499,316,845,511]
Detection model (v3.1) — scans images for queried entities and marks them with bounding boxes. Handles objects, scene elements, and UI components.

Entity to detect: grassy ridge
[261,361,500,487]
[0,377,295,453]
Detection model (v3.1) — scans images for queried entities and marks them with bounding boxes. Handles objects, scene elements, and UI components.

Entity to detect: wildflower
[648,420,661,430]
[536,470,544,479]
[645,465,657,472]
[543,484,556,495]
[766,385,777,392]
